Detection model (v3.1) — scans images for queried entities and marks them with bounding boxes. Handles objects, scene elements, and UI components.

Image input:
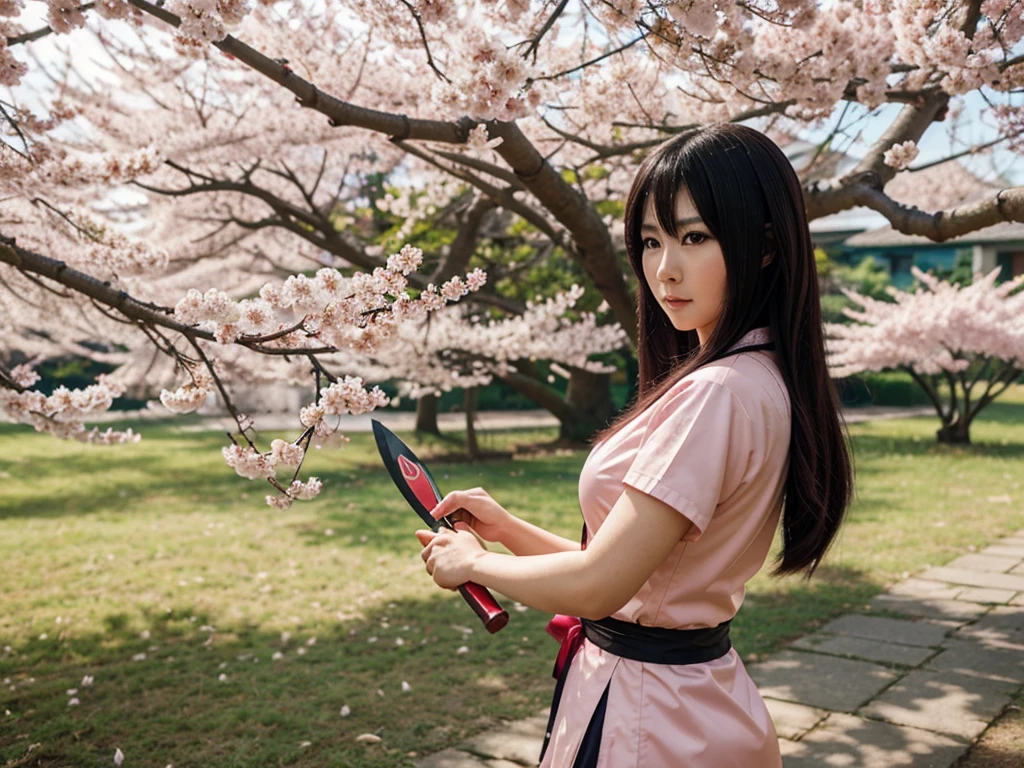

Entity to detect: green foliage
[820,294,854,325]
[831,255,892,300]
[925,251,974,287]
[836,370,934,407]
[817,249,892,300]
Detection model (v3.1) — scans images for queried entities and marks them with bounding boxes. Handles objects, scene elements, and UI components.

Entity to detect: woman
[415,123,853,767]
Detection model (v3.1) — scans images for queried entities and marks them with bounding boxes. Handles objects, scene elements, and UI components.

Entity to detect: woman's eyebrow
[640,216,702,233]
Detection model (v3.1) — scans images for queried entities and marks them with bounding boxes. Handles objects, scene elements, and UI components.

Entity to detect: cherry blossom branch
[134,160,528,315]
[517,0,569,62]
[525,30,648,84]
[396,0,450,83]
[5,4,96,47]
[126,0,473,144]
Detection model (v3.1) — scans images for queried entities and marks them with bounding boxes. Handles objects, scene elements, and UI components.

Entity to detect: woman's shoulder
[672,352,789,422]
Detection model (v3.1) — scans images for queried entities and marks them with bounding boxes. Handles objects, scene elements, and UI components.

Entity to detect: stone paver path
[414,529,1024,767]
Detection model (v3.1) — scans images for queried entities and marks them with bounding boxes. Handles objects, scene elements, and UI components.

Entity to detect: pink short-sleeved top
[540,327,791,767]
[579,326,790,629]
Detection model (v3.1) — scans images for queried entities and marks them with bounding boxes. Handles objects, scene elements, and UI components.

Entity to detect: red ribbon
[546,613,584,679]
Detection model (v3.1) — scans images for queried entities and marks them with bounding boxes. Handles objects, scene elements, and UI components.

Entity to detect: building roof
[809,206,889,235]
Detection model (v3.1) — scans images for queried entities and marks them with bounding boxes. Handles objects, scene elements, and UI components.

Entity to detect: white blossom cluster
[168,244,485,350]
[883,140,920,170]
[166,0,252,43]
[297,375,390,437]
[221,438,322,508]
[159,367,214,414]
[0,370,140,443]
[826,267,1024,378]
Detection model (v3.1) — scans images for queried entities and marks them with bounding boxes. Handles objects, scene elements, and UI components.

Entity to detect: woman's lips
[665,298,691,308]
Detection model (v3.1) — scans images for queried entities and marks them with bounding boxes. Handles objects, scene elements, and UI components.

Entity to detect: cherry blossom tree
[5,0,1024,458]
[330,284,627,453]
[826,267,1024,444]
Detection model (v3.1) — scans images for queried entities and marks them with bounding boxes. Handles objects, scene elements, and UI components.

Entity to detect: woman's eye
[682,232,707,245]
[642,237,660,250]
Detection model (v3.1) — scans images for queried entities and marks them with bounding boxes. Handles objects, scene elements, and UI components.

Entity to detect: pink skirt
[540,638,781,767]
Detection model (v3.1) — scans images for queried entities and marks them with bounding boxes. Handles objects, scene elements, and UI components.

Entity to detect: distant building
[801,158,1024,288]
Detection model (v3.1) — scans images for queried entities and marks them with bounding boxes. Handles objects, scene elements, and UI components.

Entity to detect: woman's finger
[433,490,469,520]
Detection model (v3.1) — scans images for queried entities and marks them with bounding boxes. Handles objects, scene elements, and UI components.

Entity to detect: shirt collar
[725,326,771,353]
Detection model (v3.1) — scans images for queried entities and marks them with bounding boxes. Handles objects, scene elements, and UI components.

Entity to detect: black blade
[371,419,452,532]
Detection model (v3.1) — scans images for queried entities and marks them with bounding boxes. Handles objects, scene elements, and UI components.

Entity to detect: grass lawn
[1,387,1023,767]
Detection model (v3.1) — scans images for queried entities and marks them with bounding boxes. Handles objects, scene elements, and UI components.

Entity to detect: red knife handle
[457,582,509,634]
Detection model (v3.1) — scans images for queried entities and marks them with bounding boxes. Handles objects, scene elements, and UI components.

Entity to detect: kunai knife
[371,419,509,634]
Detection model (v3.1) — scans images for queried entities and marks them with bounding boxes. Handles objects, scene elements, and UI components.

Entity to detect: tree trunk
[415,393,440,435]
[562,369,615,443]
[936,418,971,444]
[464,387,479,460]
[494,362,617,445]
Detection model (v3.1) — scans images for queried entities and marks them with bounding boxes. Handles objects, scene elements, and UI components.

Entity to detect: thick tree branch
[488,121,637,344]
[431,194,496,284]
[813,184,1024,242]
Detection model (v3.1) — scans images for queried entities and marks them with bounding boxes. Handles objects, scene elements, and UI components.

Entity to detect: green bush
[821,294,855,324]
[836,370,934,407]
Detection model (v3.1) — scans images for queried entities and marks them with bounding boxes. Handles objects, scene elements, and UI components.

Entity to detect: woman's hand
[428,486,513,544]
[415,523,487,590]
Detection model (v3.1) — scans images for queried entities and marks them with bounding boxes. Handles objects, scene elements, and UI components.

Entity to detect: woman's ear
[762,222,776,268]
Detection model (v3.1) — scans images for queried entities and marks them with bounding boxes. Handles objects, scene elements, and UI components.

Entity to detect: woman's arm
[420,486,693,620]
[498,514,581,556]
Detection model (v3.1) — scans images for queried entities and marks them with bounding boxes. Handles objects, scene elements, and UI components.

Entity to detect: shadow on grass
[0,592,555,768]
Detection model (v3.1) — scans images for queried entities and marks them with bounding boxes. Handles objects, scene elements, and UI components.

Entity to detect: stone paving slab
[982,544,1024,559]
[818,614,949,648]
[860,669,1016,740]
[869,593,988,622]
[1012,563,1024,575]
[747,650,899,712]
[461,716,545,765]
[957,587,1017,604]
[791,632,936,667]
[764,698,829,740]
[929,637,1024,684]
[779,713,967,767]
[1012,593,1024,606]
[954,606,1024,651]
[919,566,1024,592]
[946,553,1022,573]
[889,578,964,600]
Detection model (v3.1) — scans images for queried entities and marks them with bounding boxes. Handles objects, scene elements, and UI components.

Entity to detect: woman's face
[640,190,727,346]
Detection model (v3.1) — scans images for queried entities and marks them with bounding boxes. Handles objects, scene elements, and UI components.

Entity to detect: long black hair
[593,123,853,577]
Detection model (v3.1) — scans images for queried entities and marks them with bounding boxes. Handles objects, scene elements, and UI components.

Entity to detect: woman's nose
[656,252,681,283]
